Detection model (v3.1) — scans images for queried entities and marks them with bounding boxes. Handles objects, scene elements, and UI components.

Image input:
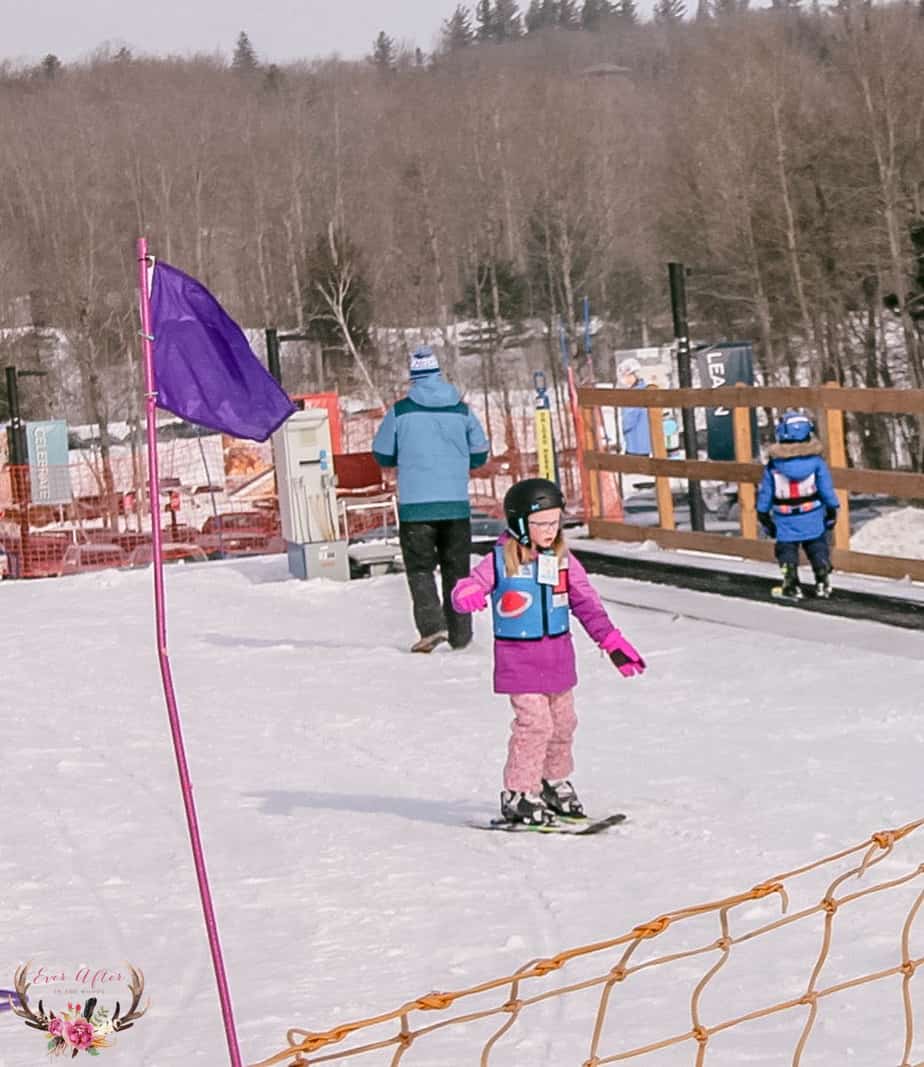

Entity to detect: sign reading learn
[26,420,72,505]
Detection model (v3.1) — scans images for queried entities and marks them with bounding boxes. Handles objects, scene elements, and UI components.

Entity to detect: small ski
[469,813,627,836]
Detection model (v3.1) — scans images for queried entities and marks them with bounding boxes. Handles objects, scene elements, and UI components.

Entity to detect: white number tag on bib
[537,553,559,586]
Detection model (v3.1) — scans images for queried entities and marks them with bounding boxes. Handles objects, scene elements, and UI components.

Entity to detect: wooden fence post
[823,382,851,551]
[733,404,757,540]
[647,404,676,531]
[581,406,602,522]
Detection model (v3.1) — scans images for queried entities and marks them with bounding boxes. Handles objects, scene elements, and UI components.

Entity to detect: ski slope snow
[2,555,923,1066]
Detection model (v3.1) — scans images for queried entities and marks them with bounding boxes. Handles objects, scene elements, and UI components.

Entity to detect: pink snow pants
[503,691,578,793]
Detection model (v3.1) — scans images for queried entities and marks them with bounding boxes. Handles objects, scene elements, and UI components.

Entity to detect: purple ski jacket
[463,535,619,695]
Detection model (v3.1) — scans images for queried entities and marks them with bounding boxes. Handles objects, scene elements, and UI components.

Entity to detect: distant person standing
[757,410,839,600]
[616,358,652,456]
[373,346,489,653]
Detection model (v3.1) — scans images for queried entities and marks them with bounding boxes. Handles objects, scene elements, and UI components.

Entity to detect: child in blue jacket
[757,410,839,599]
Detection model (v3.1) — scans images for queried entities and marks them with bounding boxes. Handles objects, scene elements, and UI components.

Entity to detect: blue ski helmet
[776,410,814,443]
[504,478,565,546]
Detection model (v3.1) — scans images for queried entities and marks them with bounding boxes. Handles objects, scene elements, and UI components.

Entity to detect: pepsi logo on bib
[496,590,533,618]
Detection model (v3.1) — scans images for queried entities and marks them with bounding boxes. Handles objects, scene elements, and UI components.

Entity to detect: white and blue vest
[771,469,821,516]
[490,545,571,641]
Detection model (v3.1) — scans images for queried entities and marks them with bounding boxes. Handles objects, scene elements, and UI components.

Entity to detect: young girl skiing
[450,478,646,827]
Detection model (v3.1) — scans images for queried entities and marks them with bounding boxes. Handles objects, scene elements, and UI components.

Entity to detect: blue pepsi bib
[491,545,570,641]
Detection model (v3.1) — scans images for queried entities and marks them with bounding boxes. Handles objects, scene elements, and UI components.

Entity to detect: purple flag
[150,261,295,442]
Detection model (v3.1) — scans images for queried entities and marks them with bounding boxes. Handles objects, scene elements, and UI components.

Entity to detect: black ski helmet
[503,478,565,545]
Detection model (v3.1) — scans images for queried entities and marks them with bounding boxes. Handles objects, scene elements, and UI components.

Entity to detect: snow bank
[851,506,924,560]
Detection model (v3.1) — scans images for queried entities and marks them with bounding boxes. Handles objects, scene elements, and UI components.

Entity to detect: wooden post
[823,382,850,551]
[733,405,757,540]
[592,406,623,521]
[647,404,676,531]
[581,406,602,521]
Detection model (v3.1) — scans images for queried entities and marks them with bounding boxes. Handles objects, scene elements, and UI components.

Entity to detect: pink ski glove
[451,578,488,614]
[602,629,646,678]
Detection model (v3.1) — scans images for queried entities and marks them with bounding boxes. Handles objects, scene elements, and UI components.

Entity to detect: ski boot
[776,563,803,600]
[541,778,586,819]
[813,566,832,599]
[500,790,556,827]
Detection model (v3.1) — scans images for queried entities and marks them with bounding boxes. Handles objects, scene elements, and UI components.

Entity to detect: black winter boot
[541,779,586,819]
[500,790,556,827]
[813,565,832,599]
[779,563,803,600]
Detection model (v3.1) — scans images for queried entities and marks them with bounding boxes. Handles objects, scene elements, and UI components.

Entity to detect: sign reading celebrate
[26,420,72,505]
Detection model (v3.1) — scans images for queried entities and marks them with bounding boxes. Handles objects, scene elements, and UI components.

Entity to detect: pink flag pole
[136,237,244,1067]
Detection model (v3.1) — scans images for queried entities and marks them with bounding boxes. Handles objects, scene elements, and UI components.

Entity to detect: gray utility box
[287,540,351,582]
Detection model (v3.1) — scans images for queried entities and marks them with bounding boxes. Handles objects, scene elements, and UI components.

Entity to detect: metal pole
[136,239,244,1067]
[265,327,282,384]
[5,366,26,466]
[6,365,31,575]
[668,263,707,532]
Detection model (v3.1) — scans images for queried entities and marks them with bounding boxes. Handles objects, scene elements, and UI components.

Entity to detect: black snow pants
[399,518,473,648]
[775,534,831,576]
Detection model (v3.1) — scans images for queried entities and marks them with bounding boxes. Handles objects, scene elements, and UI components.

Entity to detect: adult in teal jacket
[373,346,489,652]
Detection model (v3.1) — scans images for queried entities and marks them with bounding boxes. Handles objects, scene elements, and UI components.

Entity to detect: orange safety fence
[252,818,924,1067]
[1,401,624,578]
[0,422,287,577]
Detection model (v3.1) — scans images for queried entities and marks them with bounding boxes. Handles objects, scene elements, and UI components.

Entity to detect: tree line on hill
[1,0,923,471]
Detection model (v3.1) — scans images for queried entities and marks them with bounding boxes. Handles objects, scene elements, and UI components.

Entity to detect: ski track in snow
[2,555,924,1066]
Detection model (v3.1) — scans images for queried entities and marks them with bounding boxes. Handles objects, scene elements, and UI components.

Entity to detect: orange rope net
[252,819,924,1067]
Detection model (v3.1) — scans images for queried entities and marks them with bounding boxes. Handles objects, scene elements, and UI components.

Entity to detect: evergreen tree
[494,0,524,38]
[614,0,638,23]
[526,0,546,30]
[442,3,476,49]
[302,229,372,351]
[559,0,582,27]
[371,30,396,68]
[231,31,258,74]
[654,0,686,21]
[582,0,615,29]
[455,260,528,322]
[475,0,496,39]
[263,63,284,92]
[538,0,560,29]
[40,53,62,79]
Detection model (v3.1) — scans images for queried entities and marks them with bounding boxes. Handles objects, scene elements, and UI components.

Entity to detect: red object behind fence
[292,392,343,453]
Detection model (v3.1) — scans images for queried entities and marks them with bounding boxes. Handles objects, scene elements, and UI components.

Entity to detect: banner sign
[533,372,558,483]
[696,344,758,461]
[26,420,72,505]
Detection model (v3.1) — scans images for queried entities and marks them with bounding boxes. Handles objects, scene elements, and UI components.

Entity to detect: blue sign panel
[26,420,72,505]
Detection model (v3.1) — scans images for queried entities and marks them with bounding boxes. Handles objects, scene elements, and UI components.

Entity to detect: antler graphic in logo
[8,963,148,1057]
[111,966,148,1032]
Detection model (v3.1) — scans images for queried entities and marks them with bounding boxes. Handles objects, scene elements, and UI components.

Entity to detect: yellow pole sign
[533,371,558,483]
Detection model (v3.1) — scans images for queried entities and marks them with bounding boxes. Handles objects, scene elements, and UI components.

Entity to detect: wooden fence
[577,384,924,583]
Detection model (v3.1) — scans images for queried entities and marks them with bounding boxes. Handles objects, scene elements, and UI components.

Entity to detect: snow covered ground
[2,556,924,1067]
